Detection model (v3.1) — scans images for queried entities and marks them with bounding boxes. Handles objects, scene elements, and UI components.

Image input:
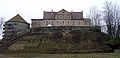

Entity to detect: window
[46,21,48,24]
[73,21,75,25]
[57,21,59,25]
[14,23,17,25]
[59,15,61,18]
[79,21,80,25]
[85,20,87,22]
[68,14,69,16]
[51,21,53,25]
[8,24,13,26]
[60,22,61,25]
[68,21,69,24]
[62,12,65,13]
[46,21,48,23]
[55,15,58,19]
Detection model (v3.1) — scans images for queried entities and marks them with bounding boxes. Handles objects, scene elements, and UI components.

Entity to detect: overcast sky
[0,0,120,39]
[0,0,119,23]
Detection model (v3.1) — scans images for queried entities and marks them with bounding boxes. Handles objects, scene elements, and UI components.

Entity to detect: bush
[105,37,120,49]
[4,30,112,53]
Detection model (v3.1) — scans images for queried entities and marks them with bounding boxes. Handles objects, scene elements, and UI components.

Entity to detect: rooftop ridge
[8,14,28,24]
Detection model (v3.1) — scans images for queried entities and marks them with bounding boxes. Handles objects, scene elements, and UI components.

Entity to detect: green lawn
[4,53,120,58]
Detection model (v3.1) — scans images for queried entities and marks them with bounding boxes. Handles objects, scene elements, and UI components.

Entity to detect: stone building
[3,14,30,41]
[31,9,91,28]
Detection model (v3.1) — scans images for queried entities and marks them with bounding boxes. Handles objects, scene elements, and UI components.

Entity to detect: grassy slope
[5,30,112,53]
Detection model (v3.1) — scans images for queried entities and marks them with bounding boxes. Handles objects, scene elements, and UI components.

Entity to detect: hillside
[5,30,112,54]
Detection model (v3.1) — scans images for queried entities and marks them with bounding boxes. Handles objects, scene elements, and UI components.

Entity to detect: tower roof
[8,14,28,23]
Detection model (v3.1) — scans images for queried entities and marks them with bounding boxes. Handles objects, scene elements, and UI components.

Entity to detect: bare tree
[0,17,5,37]
[87,7,101,26]
[0,17,5,29]
[103,1,120,37]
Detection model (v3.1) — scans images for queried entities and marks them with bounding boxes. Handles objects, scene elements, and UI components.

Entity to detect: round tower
[3,14,30,42]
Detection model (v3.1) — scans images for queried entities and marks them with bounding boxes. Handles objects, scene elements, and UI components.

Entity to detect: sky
[0,0,120,39]
[1,0,119,23]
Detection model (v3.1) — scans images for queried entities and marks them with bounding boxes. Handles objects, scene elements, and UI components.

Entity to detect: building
[2,9,92,41]
[3,14,30,41]
[31,9,91,28]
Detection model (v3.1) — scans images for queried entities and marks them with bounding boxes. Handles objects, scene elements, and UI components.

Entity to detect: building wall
[32,9,90,28]
[31,19,91,28]
[55,10,72,20]
[43,9,83,19]
[4,22,29,31]
[3,21,29,40]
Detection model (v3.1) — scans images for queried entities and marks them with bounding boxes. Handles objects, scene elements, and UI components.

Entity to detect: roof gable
[58,9,68,13]
[9,14,28,23]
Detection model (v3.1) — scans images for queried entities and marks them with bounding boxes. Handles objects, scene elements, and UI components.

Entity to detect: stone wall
[30,26,101,33]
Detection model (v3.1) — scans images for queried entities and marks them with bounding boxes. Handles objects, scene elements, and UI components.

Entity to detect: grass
[6,30,111,54]
[3,53,120,58]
